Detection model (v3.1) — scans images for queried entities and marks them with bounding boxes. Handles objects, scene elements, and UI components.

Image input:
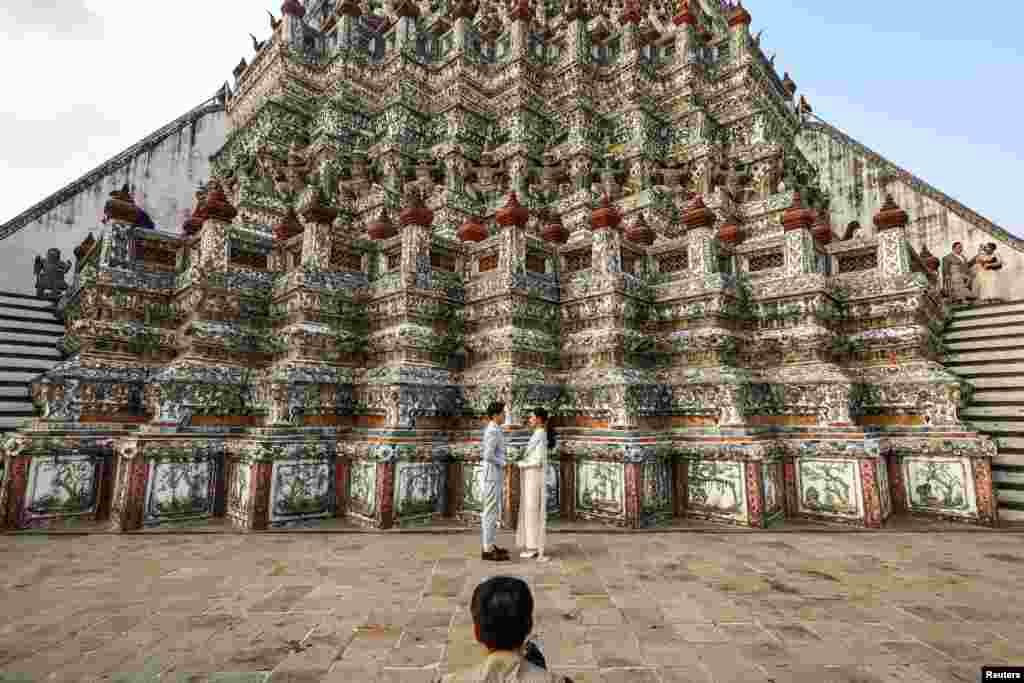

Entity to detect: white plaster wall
[798,122,1024,301]
[0,107,226,295]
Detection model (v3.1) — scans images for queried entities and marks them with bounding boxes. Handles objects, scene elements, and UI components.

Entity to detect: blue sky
[759,1,1022,234]
[0,0,1020,235]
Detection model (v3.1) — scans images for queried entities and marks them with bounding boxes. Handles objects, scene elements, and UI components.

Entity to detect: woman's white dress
[973,256,1002,301]
[516,428,547,554]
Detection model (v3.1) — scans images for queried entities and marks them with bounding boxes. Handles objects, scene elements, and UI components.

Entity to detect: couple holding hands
[479,402,555,563]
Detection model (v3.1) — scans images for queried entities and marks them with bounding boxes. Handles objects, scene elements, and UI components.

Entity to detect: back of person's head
[470,576,533,651]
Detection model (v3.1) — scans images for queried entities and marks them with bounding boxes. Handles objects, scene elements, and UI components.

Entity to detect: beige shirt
[442,650,572,683]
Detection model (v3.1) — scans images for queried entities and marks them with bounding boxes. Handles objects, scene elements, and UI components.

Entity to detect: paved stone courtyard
[2,529,1024,683]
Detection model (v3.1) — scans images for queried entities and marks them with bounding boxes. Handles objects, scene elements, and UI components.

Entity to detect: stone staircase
[944,300,1024,522]
[0,292,65,436]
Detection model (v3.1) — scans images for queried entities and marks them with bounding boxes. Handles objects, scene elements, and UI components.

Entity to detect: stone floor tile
[597,669,659,683]
[378,668,442,683]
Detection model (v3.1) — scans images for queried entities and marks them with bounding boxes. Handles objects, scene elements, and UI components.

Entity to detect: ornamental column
[873,194,912,277]
[197,181,238,271]
[682,195,716,276]
[300,190,339,270]
[398,189,434,289]
[335,0,361,49]
[509,0,531,59]
[726,1,752,58]
[590,194,623,277]
[672,0,697,64]
[781,191,815,277]
[393,0,420,52]
[619,0,642,58]
[452,0,475,51]
[281,0,307,51]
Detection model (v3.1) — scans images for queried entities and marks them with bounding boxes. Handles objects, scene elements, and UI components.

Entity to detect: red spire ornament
[281,0,306,18]
[781,191,814,232]
[920,244,940,272]
[399,190,434,228]
[590,194,621,231]
[104,184,139,224]
[273,207,303,241]
[204,180,238,223]
[682,194,714,230]
[811,210,833,245]
[457,215,488,242]
[367,207,397,240]
[625,212,655,246]
[873,194,909,231]
[673,0,696,26]
[717,219,740,245]
[541,211,569,244]
[727,1,751,27]
[495,192,530,228]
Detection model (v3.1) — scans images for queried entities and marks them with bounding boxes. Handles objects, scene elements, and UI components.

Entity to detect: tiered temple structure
[0,0,999,532]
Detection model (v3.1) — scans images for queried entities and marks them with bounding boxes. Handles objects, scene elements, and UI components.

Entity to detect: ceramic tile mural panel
[877,457,892,519]
[687,460,748,523]
[463,462,484,512]
[393,461,443,521]
[577,460,624,516]
[546,460,560,517]
[269,460,334,526]
[143,459,216,527]
[348,460,377,519]
[904,458,977,517]
[640,459,672,525]
[797,460,863,519]
[23,454,101,525]
[762,462,783,520]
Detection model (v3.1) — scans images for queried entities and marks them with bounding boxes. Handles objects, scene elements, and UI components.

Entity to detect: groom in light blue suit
[480,402,510,561]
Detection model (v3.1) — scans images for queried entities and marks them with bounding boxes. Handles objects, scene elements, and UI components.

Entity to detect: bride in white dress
[972,242,1003,303]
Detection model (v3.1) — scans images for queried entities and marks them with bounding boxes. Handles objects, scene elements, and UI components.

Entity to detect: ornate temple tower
[0,0,999,532]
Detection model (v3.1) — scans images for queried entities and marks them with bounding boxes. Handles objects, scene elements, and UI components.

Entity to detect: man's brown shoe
[482,548,510,561]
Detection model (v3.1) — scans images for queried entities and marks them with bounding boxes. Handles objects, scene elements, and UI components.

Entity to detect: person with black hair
[516,408,555,562]
[442,576,572,683]
[481,401,510,562]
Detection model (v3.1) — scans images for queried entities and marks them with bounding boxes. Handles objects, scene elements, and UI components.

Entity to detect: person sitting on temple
[443,576,572,683]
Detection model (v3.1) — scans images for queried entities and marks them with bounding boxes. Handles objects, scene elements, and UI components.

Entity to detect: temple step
[951,301,1024,319]
[945,324,1024,341]
[0,325,63,339]
[0,305,63,323]
[949,362,1024,376]
[943,303,1024,522]
[0,318,65,334]
[0,415,32,431]
[974,390,1024,403]
[0,345,61,359]
[962,405,1024,419]
[948,313,1024,330]
[945,338,1024,352]
[0,385,30,399]
[0,295,65,408]
[0,291,61,308]
[966,377,1024,390]
[945,348,1024,363]
[964,420,1024,435]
